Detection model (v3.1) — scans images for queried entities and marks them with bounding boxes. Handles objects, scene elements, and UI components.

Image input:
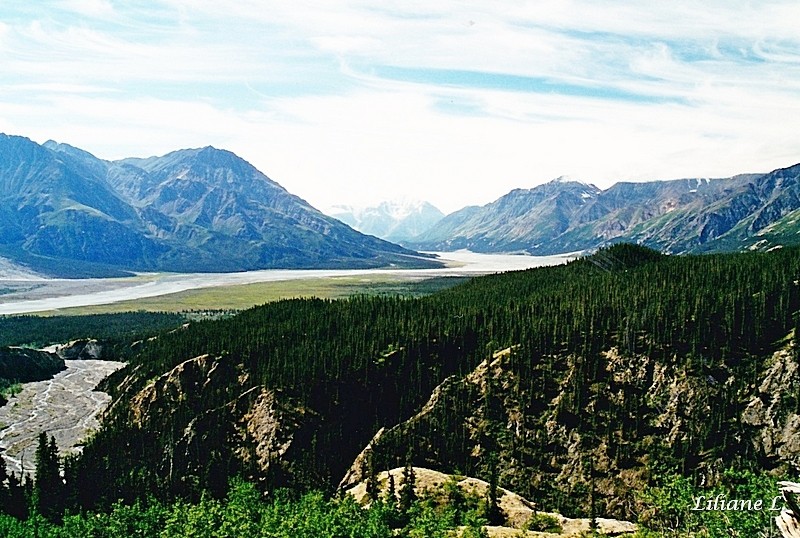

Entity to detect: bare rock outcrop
[777,481,800,538]
[51,339,105,360]
[341,341,800,522]
[345,467,637,537]
[742,340,800,470]
[124,353,316,488]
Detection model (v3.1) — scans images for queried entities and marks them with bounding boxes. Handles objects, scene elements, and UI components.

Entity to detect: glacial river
[0,359,125,478]
[0,251,577,315]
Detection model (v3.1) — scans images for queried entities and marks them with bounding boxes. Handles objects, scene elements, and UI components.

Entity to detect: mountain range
[407,165,800,255]
[325,200,444,243]
[0,135,438,277]
[5,131,800,278]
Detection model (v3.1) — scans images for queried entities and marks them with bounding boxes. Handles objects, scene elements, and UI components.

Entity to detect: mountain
[0,134,160,276]
[326,199,444,243]
[408,165,800,254]
[410,177,601,252]
[0,135,439,276]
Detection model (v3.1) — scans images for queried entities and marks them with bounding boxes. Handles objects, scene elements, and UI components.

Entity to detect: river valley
[0,251,576,315]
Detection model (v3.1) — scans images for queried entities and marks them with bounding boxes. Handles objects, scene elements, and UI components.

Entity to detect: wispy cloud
[1,1,799,213]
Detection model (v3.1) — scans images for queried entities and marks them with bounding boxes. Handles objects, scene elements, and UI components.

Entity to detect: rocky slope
[0,134,439,276]
[343,341,800,520]
[409,164,800,254]
[742,342,800,469]
[100,353,318,496]
[0,347,65,404]
[344,467,637,537]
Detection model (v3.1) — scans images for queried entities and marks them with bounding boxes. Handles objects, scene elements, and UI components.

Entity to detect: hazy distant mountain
[326,200,444,243]
[409,165,800,255]
[0,134,439,276]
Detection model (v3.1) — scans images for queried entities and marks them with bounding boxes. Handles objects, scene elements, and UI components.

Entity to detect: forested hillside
[45,244,797,524]
[1,245,797,535]
[0,312,185,349]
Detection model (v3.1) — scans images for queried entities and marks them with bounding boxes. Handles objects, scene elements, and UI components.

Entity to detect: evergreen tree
[398,462,417,513]
[588,456,598,535]
[363,448,379,503]
[5,471,27,520]
[484,451,503,525]
[33,433,63,521]
[0,452,11,517]
[385,472,396,506]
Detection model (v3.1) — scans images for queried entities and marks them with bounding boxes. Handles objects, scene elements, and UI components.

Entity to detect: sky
[1,2,800,214]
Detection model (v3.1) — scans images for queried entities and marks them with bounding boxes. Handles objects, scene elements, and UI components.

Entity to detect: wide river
[0,251,577,315]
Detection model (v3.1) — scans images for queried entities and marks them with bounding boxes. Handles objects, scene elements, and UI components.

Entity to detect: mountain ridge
[407,164,800,255]
[0,134,439,276]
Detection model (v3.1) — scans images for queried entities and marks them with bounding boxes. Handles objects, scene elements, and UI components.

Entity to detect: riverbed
[0,359,125,478]
[0,251,577,315]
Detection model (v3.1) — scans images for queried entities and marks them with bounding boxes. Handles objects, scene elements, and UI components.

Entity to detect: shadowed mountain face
[408,166,800,255]
[0,135,438,276]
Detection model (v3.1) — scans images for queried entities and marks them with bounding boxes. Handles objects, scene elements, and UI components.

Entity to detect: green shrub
[524,511,563,533]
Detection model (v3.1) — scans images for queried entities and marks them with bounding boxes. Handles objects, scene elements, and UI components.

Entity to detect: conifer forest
[1,244,799,536]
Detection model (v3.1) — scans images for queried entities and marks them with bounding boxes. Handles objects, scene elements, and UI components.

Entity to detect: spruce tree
[34,433,63,521]
[385,472,397,506]
[398,462,417,513]
[364,448,379,503]
[484,451,503,525]
[0,451,8,514]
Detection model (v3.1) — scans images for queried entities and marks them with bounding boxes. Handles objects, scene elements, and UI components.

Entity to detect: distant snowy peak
[378,199,436,221]
[552,174,577,183]
[325,205,360,224]
[550,175,599,190]
[325,199,445,242]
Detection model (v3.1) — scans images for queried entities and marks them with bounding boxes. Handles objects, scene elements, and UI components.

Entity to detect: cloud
[58,0,116,19]
[1,1,800,214]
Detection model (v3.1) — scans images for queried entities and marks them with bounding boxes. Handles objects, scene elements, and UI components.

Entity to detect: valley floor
[0,251,576,315]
